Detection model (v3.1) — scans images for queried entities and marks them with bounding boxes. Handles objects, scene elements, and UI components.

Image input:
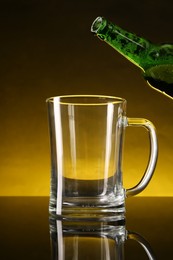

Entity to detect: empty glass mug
[46,95,158,221]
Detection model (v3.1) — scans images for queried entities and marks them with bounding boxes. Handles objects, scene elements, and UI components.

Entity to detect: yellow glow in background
[1,0,173,196]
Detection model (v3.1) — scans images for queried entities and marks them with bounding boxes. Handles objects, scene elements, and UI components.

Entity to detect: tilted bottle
[91,16,173,99]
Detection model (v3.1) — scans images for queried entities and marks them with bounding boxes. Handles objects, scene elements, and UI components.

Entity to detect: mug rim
[46,94,126,106]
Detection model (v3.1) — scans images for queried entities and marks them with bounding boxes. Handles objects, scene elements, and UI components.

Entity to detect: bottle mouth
[91,16,106,33]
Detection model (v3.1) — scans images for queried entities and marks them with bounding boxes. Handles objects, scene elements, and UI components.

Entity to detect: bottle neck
[91,17,152,71]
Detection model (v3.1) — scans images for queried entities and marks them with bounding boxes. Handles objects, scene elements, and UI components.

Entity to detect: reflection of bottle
[91,16,173,99]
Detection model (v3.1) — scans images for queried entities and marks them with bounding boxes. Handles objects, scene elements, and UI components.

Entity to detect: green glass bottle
[91,16,173,99]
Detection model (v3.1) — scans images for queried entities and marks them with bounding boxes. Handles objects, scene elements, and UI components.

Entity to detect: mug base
[49,192,126,222]
[49,204,125,223]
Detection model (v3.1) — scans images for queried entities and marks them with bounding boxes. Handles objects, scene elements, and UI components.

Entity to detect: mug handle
[127,231,156,260]
[125,118,158,197]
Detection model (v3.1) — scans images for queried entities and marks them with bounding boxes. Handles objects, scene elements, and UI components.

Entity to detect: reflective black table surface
[0,197,172,259]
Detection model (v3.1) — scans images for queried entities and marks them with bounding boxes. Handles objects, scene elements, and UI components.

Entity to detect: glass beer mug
[46,95,158,221]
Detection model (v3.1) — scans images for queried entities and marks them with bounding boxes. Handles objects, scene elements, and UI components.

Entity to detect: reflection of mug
[47,95,158,221]
[49,219,156,260]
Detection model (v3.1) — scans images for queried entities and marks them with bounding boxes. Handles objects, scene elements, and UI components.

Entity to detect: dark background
[1,0,173,196]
